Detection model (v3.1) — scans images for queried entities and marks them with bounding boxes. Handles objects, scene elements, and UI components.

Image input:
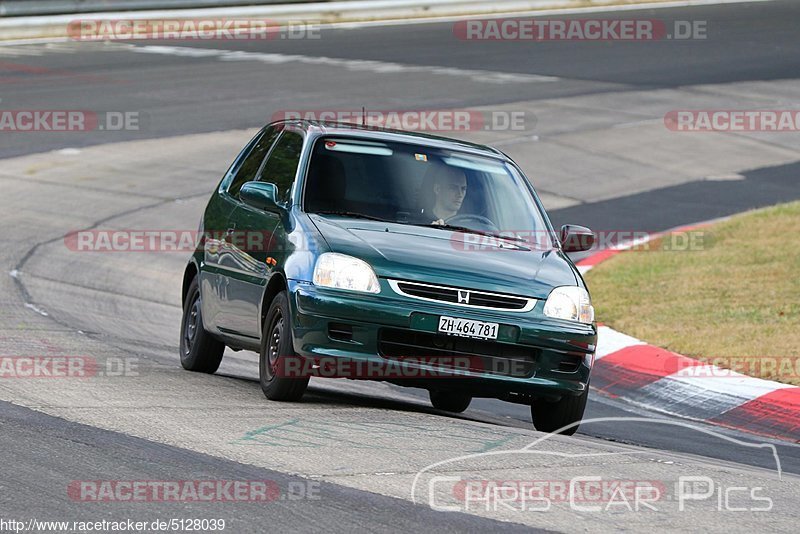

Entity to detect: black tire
[259,291,309,401]
[531,387,589,435]
[180,277,225,373]
[429,390,472,413]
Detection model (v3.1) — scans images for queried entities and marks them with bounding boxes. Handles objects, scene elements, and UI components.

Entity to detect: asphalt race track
[1,1,799,531]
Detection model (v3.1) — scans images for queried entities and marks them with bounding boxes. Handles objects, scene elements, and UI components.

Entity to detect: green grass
[585,201,800,385]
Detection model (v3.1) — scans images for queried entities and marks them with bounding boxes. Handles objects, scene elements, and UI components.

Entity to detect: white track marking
[0,41,130,56]
[129,44,559,84]
[668,365,798,396]
[595,325,645,359]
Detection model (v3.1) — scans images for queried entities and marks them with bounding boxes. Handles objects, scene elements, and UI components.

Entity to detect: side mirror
[240,181,282,213]
[560,224,595,253]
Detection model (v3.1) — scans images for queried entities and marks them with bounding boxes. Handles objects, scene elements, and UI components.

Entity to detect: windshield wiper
[421,223,530,244]
[312,210,393,223]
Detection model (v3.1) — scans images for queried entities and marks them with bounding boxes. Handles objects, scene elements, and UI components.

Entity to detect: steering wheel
[445,214,499,233]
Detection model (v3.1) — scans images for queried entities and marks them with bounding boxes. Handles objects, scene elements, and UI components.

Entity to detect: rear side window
[257,131,304,202]
[228,126,281,197]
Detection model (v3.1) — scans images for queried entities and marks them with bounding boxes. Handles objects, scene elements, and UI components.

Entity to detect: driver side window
[256,131,304,203]
[228,126,281,198]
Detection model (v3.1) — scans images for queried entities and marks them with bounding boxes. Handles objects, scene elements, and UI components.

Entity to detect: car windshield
[303,136,555,248]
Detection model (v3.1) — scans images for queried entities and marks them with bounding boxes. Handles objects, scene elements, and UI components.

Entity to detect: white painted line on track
[129,44,561,84]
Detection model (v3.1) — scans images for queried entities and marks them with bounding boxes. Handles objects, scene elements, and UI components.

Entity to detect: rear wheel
[259,291,309,401]
[429,390,472,413]
[530,387,589,435]
[179,277,225,373]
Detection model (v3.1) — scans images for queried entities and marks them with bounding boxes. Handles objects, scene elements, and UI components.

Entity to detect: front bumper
[288,279,596,400]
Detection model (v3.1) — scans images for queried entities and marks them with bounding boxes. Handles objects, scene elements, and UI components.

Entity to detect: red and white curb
[577,223,800,443]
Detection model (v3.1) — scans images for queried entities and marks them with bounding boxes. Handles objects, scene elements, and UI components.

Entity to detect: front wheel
[429,390,472,413]
[259,291,309,401]
[531,387,588,435]
[179,277,225,373]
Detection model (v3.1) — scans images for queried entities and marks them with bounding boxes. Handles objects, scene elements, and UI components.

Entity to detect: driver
[429,165,467,225]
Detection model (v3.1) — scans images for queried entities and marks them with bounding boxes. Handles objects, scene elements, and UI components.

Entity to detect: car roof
[272,119,510,161]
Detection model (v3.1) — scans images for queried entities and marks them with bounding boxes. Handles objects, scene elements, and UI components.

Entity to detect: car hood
[310,216,578,299]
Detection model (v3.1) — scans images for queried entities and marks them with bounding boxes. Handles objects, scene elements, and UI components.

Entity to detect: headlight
[313,253,380,293]
[543,286,594,324]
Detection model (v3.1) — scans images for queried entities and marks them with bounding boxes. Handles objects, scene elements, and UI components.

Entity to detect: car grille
[388,280,535,312]
[378,328,537,378]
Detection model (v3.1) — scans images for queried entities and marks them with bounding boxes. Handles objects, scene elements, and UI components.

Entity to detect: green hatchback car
[180,120,597,434]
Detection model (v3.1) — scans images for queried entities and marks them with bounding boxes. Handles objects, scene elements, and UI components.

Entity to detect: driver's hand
[431,218,445,226]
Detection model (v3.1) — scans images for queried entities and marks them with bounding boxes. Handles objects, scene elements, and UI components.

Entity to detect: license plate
[438,316,499,340]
